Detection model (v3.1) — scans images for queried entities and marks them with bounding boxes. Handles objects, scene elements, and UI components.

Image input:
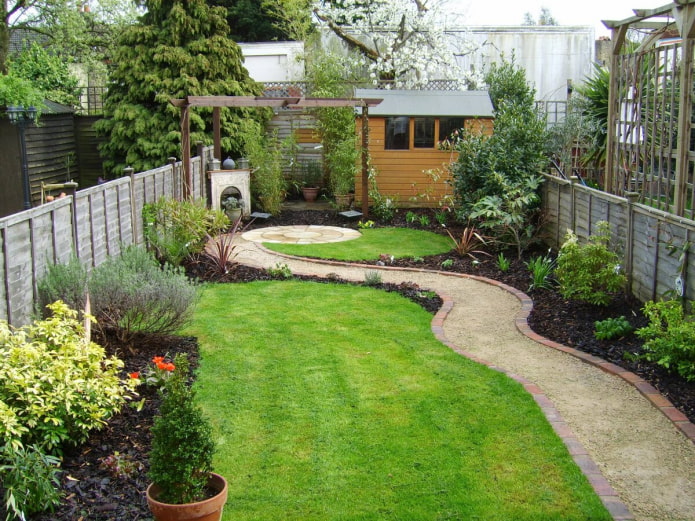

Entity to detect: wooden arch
[169,95,382,215]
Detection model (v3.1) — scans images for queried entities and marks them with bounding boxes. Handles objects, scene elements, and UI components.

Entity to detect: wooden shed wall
[355,117,491,207]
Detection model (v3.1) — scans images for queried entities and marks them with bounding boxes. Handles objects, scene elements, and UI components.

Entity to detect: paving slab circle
[242,225,361,244]
[231,236,695,521]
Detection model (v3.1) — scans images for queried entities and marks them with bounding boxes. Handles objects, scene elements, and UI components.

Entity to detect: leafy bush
[143,197,228,267]
[268,263,293,279]
[89,246,198,342]
[636,300,695,381]
[594,316,633,340]
[0,302,136,452]
[246,129,287,215]
[37,255,89,317]
[148,354,215,504]
[1,444,61,520]
[555,222,626,306]
[469,173,544,258]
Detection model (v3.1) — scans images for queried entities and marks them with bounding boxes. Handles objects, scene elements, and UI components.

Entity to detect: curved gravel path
[233,236,695,521]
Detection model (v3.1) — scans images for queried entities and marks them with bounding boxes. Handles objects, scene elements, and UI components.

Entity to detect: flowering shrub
[0,301,137,452]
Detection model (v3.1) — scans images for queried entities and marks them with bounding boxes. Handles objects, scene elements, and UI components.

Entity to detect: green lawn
[264,227,453,261]
[184,282,610,521]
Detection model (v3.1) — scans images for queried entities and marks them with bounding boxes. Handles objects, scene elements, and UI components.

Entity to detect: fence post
[168,157,178,200]
[196,141,204,200]
[570,176,578,233]
[125,167,137,245]
[624,191,639,297]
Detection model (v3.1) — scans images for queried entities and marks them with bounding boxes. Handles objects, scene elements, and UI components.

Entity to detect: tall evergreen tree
[96,0,266,175]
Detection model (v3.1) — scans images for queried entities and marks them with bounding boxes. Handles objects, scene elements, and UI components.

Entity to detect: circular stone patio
[241,225,361,244]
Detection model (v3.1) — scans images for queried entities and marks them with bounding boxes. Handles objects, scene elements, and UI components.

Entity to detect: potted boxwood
[146,353,228,521]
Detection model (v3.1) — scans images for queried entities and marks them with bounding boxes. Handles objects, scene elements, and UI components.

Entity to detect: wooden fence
[0,148,211,326]
[542,174,695,304]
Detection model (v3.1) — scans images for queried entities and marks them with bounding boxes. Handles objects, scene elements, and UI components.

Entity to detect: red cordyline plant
[445,223,492,261]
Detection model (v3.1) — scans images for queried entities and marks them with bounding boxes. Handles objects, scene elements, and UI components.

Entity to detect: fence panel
[542,174,695,304]
[0,148,211,326]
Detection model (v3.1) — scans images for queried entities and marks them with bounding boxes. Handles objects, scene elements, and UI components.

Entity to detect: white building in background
[238,41,305,82]
[237,27,596,104]
[451,26,596,101]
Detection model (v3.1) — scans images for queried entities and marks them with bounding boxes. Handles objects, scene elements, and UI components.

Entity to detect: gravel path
[234,238,695,521]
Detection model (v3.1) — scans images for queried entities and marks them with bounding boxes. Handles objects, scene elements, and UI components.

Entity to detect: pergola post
[672,2,695,214]
[180,105,191,199]
[361,103,370,217]
[604,25,628,193]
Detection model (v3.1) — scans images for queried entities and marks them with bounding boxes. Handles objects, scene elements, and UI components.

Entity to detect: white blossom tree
[313,0,479,89]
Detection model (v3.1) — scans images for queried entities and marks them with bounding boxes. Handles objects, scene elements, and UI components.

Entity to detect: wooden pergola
[601,0,695,218]
[169,95,382,215]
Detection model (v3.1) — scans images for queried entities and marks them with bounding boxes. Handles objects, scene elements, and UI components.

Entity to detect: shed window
[385,117,410,149]
[440,117,465,142]
[414,117,435,148]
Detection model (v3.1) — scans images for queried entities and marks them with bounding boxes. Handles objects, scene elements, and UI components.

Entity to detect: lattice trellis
[604,1,695,219]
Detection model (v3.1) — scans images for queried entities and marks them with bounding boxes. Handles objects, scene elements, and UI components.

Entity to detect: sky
[452,0,671,37]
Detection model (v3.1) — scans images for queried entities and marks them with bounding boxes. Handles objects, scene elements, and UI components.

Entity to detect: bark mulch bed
[19,207,695,520]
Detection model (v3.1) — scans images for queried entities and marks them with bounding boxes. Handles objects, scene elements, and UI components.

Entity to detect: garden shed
[354,89,494,207]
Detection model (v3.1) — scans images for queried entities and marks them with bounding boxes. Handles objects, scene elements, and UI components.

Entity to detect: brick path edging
[253,246,695,520]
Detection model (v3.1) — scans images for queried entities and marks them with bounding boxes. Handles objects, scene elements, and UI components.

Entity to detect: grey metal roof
[355,89,493,117]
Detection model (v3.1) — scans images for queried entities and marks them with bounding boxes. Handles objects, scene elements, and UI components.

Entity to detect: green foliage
[143,197,228,266]
[575,64,610,166]
[246,129,288,215]
[636,300,695,381]
[469,173,543,259]
[0,444,61,520]
[8,42,80,107]
[497,252,511,272]
[368,168,397,222]
[268,263,293,279]
[96,0,267,175]
[594,316,633,341]
[526,254,556,291]
[0,301,135,453]
[37,255,89,317]
[0,72,44,112]
[451,58,546,251]
[307,50,362,196]
[148,353,216,504]
[406,211,417,224]
[555,222,626,306]
[441,258,454,269]
[89,246,198,342]
[364,270,383,287]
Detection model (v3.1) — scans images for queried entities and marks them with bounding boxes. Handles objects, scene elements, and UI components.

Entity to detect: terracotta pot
[334,193,353,209]
[302,187,320,202]
[146,473,228,521]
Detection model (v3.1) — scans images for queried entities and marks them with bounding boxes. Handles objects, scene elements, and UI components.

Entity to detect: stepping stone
[339,210,363,219]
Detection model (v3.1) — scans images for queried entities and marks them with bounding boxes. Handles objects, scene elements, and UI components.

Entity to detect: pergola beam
[170,95,382,210]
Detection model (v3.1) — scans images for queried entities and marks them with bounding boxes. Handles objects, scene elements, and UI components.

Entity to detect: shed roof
[355,89,493,117]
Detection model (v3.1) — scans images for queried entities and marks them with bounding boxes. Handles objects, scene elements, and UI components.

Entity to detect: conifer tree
[96,0,266,175]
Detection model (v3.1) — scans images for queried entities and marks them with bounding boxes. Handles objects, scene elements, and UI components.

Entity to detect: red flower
[152,356,165,364]
[129,372,140,379]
